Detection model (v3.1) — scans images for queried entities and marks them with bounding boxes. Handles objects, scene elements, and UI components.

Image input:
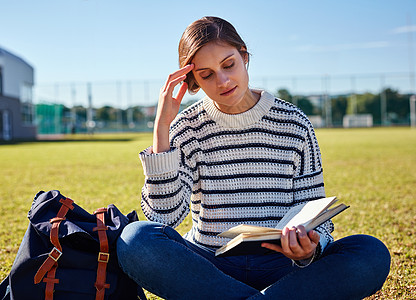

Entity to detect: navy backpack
[0,190,146,300]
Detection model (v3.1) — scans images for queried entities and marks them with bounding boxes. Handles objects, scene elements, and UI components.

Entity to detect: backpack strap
[42,266,59,300]
[93,207,110,300]
[34,197,74,300]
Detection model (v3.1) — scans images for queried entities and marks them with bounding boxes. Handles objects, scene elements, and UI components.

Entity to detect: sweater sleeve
[139,146,192,228]
[293,121,334,257]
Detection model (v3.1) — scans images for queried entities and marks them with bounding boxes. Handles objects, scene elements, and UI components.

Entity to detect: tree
[73,106,87,122]
[96,106,112,122]
[276,88,292,102]
[130,106,145,122]
[384,88,410,124]
[296,96,315,115]
[275,88,315,115]
[331,96,348,126]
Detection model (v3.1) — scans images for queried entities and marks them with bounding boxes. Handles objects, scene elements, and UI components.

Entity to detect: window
[20,82,34,125]
[0,110,12,141]
[0,67,3,96]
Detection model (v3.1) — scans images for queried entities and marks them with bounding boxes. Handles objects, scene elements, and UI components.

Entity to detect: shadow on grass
[0,134,147,145]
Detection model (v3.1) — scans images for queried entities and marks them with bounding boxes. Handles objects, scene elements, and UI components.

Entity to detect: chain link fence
[33,72,416,134]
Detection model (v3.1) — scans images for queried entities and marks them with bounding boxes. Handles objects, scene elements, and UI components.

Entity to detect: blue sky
[1,0,416,106]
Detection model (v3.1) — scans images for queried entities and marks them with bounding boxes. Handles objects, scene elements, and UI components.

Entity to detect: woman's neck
[214,89,261,114]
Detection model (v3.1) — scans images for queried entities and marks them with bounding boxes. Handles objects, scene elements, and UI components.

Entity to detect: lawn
[0,128,415,299]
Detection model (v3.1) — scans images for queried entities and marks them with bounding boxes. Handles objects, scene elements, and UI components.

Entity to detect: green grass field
[0,128,415,299]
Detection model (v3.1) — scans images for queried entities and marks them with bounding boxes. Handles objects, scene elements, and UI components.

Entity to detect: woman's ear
[240,48,249,65]
[244,52,249,65]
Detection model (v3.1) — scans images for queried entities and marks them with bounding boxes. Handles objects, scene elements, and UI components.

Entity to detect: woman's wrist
[294,243,322,267]
[153,123,171,153]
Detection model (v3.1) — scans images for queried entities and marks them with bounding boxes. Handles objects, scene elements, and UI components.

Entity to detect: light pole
[408,15,416,127]
[411,95,416,128]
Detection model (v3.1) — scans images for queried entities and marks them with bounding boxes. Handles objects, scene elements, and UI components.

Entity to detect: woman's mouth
[220,86,237,96]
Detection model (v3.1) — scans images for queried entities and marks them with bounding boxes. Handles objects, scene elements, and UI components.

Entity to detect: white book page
[275,203,306,230]
[276,197,337,230]
[218,224,280,239]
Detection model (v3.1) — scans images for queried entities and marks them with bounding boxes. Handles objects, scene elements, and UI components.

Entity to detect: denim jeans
[117,221,390,300]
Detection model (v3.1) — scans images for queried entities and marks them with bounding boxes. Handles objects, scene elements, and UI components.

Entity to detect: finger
[175,81,188,103]
[280,227,292,255]
[308,230,320,245]
[297,226,313,251]
[261,242,283,253]
[288,227,302,253]
[163,64,194,91]
[165,74,187,96]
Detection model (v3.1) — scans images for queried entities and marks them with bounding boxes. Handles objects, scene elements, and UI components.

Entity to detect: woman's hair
[178,16,249,94]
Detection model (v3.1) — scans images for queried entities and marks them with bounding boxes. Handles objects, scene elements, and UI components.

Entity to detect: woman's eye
[224,62,234,69]
[201,73,212,80]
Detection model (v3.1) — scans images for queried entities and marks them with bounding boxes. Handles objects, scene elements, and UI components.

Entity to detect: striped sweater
[139,90,334,253]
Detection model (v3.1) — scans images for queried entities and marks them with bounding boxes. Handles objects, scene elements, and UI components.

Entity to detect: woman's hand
[261,225,320,261]
[153,64,194,153]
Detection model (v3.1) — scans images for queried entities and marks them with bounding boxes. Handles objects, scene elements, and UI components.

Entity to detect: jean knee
[372,236,391,271]
[117,221,160,266]
[353,235,391,280]
[358,235,390,262]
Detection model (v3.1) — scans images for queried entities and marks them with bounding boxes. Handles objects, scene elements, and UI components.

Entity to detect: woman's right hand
[153,64,194,153]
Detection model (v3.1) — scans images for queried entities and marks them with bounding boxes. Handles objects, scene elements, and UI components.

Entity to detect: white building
[0,47,36,141]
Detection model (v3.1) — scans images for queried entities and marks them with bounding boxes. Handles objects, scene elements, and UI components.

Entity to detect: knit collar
[203,89,274,128]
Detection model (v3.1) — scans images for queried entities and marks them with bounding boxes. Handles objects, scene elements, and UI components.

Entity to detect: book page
[218,224,280,239]
[305,203,349,231]
[276,197,337,230]
[275,203,306,230]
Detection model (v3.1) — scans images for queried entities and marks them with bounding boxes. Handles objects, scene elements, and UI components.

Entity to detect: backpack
[0,190,146,300]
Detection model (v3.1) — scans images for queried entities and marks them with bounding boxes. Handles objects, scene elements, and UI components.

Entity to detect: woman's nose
[216,72,230,87]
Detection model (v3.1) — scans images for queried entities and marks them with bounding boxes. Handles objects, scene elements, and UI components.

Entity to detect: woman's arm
[292,123,334,253]
[264,117,333,263]
[139,65,195,227]
[140,147,193,228]
[153,64,194,153]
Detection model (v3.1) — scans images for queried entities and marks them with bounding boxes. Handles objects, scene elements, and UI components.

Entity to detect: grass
[0,128,415,299]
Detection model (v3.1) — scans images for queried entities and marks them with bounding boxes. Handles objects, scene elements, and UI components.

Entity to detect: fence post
[71,83,77,133]
[87,82,94,134]
[411,95,416,128]
[380,75,387,126]
[322,75,331,127]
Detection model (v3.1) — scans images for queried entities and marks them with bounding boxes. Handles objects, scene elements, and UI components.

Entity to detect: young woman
[117,16,390,300]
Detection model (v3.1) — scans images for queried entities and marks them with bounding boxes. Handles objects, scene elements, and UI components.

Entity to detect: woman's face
[191,42,251,113]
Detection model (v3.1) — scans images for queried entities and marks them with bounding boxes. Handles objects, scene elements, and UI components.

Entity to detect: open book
[215,196,349,257]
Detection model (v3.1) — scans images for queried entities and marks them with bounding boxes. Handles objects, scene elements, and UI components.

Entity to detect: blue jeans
[117,221,390,300]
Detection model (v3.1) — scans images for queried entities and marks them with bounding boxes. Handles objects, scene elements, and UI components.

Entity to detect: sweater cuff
[139,146,179,176]
[315,228,330,251]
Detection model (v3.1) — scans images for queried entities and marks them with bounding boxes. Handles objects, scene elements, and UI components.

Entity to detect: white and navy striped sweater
[139,90,334,253]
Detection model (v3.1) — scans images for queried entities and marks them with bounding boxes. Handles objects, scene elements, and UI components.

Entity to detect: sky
[1,0,416,106]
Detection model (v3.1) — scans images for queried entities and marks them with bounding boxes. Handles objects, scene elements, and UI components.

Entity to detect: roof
[0,46,33,69]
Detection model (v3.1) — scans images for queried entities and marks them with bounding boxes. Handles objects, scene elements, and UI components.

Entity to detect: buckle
[49,247,62,262]
[98,252,109,263]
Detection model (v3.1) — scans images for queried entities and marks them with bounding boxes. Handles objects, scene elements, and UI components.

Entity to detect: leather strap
[43,265,59,300]
[50,197,75,251]
[93,207,110,300]
[34,247,62,284]
[34,197,74,298]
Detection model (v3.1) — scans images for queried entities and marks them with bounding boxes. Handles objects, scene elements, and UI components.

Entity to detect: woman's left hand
[261,225,320,261]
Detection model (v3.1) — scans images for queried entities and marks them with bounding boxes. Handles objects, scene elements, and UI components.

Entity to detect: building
[0,47,36,141]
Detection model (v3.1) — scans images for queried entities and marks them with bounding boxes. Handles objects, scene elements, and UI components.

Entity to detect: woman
[117,16,390,299]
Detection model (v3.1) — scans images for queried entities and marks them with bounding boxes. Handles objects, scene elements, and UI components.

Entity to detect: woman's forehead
[192,42,238,68]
